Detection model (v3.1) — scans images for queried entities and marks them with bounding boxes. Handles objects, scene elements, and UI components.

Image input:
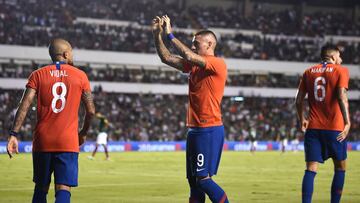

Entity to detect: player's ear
[207,41,212,50]
[63,51,70,59]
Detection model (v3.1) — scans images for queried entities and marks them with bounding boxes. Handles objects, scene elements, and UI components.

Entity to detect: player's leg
[302,130,322,203]
[331,159,346,203]
[91,143,99,157]
[54,184,71,203]
[195,126,229,203]
[103,144,109,160]
[33,184,50,203]
[197,176,229,203]
[327,130,347,203]
[32,152,53,203]
[186,129,205,203]
[53,152,79,203]
[302,161,318,203]
[281,138,287,153]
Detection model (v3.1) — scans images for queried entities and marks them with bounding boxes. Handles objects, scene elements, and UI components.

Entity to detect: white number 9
[51,82,67,113]
[197,153,204,167]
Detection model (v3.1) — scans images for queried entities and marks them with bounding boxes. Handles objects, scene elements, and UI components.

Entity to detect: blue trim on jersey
[54,61,66,70]
[321,61,328,67]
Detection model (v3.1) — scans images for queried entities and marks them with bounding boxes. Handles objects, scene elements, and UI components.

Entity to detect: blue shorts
[304,129,347,163]
[32,152,79,187]
[186,125,225,178]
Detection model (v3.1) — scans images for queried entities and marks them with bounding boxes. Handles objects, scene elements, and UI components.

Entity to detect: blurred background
[0,0,360,146]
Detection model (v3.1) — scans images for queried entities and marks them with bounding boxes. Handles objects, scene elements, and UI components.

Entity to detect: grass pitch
[0,151,359,203]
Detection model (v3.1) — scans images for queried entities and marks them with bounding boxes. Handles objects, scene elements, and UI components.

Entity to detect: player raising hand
[152,15,229,203]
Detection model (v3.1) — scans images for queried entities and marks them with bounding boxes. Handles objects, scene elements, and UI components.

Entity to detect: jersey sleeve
[337,67,349,89]
[204,57,218,73]
[26,71,38,90]
[203,56,224,74]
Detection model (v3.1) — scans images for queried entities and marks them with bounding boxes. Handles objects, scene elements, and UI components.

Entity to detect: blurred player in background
[88,113,110,160]
[296,45,350,203]
[249,126,257,154]
[152,15,229,203]
[278,124,288,153]
[7,38,95,203]
[290,126,300,152]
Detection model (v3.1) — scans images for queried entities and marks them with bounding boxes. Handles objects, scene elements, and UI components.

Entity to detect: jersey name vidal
[26,62,91,152]
[298,62,349,131]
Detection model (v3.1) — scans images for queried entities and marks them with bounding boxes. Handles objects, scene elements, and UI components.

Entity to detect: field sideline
[0,151,359,203]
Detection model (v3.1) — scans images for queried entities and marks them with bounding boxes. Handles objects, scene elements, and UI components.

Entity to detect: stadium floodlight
[231,96,244,102]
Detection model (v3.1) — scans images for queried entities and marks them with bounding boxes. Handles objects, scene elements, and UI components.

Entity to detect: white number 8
[314,77,326,102]
[51,82,67,113]
[197,154,204,167]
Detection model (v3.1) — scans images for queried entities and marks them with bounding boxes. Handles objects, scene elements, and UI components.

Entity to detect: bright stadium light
[231,96,244,102]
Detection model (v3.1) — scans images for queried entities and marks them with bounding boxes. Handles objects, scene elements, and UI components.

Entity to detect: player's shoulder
[204,55,225,64]
[203,55,227,71]
[334,64,349,73]
[304,63,321,73]
[31,64,51,74]
[63,64,90,81]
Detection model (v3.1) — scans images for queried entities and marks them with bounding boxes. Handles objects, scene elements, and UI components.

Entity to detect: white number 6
[314,77,326,102]
[51,82,67,113]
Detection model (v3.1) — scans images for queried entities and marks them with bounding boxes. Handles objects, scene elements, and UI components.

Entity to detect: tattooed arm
[337,87,351,142]
[79,90,95,145]
[152,16,185,71]
[162,15,206,68]
[295,88,308,133]
[7,88,36,158]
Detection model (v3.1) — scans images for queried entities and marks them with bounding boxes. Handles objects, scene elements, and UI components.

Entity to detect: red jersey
[183,56,227,127]
[26,62,91,152]
[298,62,349,131]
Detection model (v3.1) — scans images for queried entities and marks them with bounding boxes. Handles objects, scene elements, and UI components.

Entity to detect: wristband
[9,130,19,137]
[167,33,175,41]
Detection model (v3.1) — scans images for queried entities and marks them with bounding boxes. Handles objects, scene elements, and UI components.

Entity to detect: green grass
[0,151,360,202]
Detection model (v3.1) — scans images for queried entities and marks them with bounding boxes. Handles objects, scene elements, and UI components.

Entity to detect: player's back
[300,62,349,131]
[27,62,91,152]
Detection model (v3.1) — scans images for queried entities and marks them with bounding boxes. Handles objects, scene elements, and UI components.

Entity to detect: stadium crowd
[1,89,359,142]
[2,61,360,89]
[1,0,360,64]
[1,0,359,36]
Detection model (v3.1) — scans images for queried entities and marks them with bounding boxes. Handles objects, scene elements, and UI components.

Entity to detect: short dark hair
[320,44,340,61]
[195,30,217,42]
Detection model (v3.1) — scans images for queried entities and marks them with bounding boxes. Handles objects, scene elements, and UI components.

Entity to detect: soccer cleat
[87,156,94,160]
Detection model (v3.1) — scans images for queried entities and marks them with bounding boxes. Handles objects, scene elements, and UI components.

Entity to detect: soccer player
[249,126,257,154]
[88,113,110,160]
[7,38,95,203]
[295,45,350,203]
[152,15,229,203]
[278,124,288,153]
